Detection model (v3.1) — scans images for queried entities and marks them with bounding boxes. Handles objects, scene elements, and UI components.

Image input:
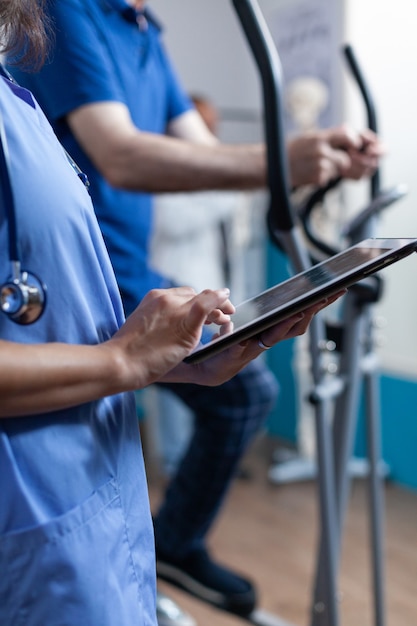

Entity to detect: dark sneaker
[156,591,197,626]
[156,548,257,617]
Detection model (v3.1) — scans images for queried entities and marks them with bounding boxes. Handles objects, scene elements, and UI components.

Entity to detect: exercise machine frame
[232,2,406,625]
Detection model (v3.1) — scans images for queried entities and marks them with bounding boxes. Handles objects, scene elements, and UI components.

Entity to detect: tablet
[184,237,417,364]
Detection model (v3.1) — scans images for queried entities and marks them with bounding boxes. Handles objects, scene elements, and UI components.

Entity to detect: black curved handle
[232,0,294,234]
[298,178,342,258]
[343,44,380,198]
[299,43,392,256]
[231,0,392,258]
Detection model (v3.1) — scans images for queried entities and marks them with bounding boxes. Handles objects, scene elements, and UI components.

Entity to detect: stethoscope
[0,108,47,324]
[0,64,89,324]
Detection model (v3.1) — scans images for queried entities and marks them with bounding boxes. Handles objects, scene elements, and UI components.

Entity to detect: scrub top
[11,0,193,315]
[0,74,156,625]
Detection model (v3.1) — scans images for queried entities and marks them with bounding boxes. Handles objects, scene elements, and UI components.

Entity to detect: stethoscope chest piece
[0,270,47,324]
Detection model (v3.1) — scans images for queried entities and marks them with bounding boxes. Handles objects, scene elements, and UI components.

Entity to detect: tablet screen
[231,244,385,326]
[185,238,417,363]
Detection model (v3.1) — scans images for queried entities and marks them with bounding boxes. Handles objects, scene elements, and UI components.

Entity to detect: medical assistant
[0,75,156,625]
[12,4,279,585]
[11,0,193,316]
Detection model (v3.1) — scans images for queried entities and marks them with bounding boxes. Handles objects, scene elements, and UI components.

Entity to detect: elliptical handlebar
[232,0,406,263]
[299,43,407,257]
[232,0,294,238]
[343,44,380,197]
[298,177,343,258]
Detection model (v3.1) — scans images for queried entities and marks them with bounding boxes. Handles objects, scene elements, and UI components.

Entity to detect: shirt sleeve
[14,0,127,124]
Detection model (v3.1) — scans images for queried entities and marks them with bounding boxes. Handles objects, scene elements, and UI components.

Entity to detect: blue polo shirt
[11,0,193,315]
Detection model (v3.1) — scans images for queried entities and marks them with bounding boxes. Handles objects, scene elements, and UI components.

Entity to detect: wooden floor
[148,435,417,626]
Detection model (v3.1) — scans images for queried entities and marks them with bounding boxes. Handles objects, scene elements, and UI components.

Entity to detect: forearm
[0,287,235,417]
[0,340,130,417]
[67,104,267,193]
[101,132,267,193]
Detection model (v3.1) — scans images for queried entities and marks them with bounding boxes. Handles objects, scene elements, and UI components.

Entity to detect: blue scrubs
[11,0,193,315]
[11,1,279,577]
[0,75,156,624]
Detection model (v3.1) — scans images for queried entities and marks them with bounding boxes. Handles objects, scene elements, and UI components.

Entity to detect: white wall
[152,0,263,139]
[343,0,417,376]
[151,0,417,377]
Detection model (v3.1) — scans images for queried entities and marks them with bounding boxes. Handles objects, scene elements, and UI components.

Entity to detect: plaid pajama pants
[154,358,279,558]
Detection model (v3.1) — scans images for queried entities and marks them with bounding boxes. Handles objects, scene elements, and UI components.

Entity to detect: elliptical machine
[231,2,407,626]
